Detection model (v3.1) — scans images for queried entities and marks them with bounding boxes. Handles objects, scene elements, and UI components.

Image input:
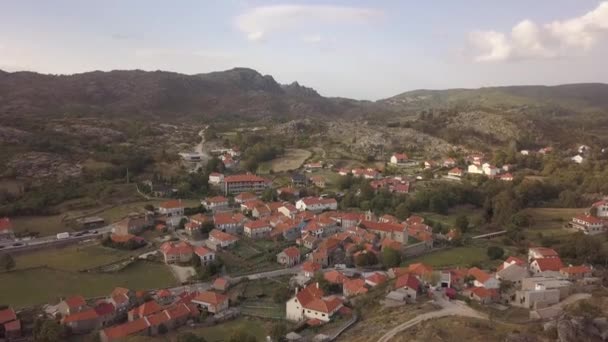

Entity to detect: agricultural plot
[258,148,312,174]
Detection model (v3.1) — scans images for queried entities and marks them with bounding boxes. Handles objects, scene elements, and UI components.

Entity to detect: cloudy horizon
[1,0,608,100]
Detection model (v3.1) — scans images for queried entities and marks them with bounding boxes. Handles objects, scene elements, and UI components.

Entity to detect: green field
[403,246,489,269]
[416,205,483,230]
[173,317,269,341]
[258,148,312,174]
[0,261,176,308]
[520,207,581,244]
[14,243,138,272]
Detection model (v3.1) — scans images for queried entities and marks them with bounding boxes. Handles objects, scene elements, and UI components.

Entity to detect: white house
[468,164,484,174]
[194,246,216,266]
[295,197,338,213]
[592,199,608,218]
[285,284,343,323]
[467,268,499,289]
[159,200,185,217]
[482,163,500,176]
[571,155,584,164]
[390,153,409,165]
[208,173,224,186]
[520,150,530,155]
[448,167,464,178]
[243,220,272,239]
[571,214,606,235]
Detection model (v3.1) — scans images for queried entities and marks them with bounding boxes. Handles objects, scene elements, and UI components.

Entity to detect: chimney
[316,282,319,289]
[295,287,299,295]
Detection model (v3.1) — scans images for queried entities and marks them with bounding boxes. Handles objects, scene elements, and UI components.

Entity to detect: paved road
[377,291,487,342]
[0,225,114,252]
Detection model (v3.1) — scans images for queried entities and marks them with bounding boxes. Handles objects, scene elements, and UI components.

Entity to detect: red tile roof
[235,192,257,201]
[574,214,603,224]
[102,318,149,340]
[360,220,404,233]
[530,247,559,258]
[94,302,116,316]
[301,261,322,274]
[213,277,229,289]
[470,287,498,299]
[306,296,343,313]
[395,274,421,290]
[533,258,564,272]
[366,272,388,286]
[343,278,368,296]
[324,270,346,284]
[224,174,269,183]
[244,219,270,230]
[281,246,301,259]
[0,308,16,324]
[160,241,193,256]
[207,196,228,204]
[467,267,492,283]
[192,291,228,306]
[129,300,162,318]
[4,319,20,332]
[560,265,592,274]
[194,246,214,257]
[408,263,433,277]
[209,229,239,242]
[160,199,183,209]
[64,295,86,309]
[62,309,99,323]
[0,217,13,232]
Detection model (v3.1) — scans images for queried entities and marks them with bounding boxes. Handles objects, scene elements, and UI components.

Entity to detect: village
[1,139,607,342]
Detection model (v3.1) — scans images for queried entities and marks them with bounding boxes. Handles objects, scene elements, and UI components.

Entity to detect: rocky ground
[7,152,82,181]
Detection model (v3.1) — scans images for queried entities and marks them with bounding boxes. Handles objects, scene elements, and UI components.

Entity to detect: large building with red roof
[286,283,343,323]
[159,241,193,264]
[222,173,270,195]
[570,214,606,235]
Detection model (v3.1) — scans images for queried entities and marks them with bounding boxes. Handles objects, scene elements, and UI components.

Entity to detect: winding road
[377,292,488,342]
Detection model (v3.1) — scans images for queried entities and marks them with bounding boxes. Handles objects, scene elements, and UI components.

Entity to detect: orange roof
[324,270,346,284]
[530,247,559,258]
[560,265,592,274]
[235,192,257,201]
[395,274,421,290]
[192,291,228,306]
[467,267,492,283]
[102,318,149,340]
[343,278,368,295]
[110,233,138,243]
[574,214,603,224]
[381,238,402,251]
[244,219,270,230]
[408,263,433,277]
[64,295,86,309]
[302,261,322,273]
[194,246,214,257]
[209,229,239,242]
[160,241,193,256]
[281,246,301,259]
[366,272,388,286]
[0,308,16,324]
[146,311,170,327]
[470,287,498,299]
[360,220,404,233]
[306,296,343,313]
[62,309,99,323]
[207,196,228,204]
[129,300,162,318]
[533,258,564,272]
[213,277,229,289]
[160,199,183,209]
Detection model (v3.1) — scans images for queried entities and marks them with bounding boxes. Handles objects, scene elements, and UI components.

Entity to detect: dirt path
[377,294,487,342]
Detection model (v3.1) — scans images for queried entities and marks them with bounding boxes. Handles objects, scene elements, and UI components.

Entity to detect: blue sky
[1,0,607,99]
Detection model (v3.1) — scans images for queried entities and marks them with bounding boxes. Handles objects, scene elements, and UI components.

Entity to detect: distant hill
[380,84,608,113]
[0,68,379,121]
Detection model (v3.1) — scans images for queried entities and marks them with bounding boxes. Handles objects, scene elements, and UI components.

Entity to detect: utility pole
[126,168,130,184]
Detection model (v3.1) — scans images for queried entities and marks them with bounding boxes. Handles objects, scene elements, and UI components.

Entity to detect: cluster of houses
[436,247,596,312]
[51,283,235,341]
[0,307,21,340]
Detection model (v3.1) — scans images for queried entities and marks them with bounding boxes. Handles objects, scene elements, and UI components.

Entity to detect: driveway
[377,291,487,342]
[169,264,197,283]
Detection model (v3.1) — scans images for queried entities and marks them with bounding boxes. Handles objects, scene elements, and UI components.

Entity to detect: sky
[1,0,608,100]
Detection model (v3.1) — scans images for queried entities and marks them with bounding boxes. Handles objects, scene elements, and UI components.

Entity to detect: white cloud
[235,4,383,42]
[469,1,608,62]
[302,34,322,44]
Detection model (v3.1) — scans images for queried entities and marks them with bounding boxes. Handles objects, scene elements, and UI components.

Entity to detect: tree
[354,251,378,267]
[270,322,288,342]
[381,248,401,268]
[157,323,168,335]
[200,221,215,234]
[273,285,291,303]
[144,204,155,212]
[177,333,207,342]
[499,279,514,294]
[0,253,15,272]
[486,246,505,260]
[33,319,64,342]
[454,214,469,233]
[395,203,410,221]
